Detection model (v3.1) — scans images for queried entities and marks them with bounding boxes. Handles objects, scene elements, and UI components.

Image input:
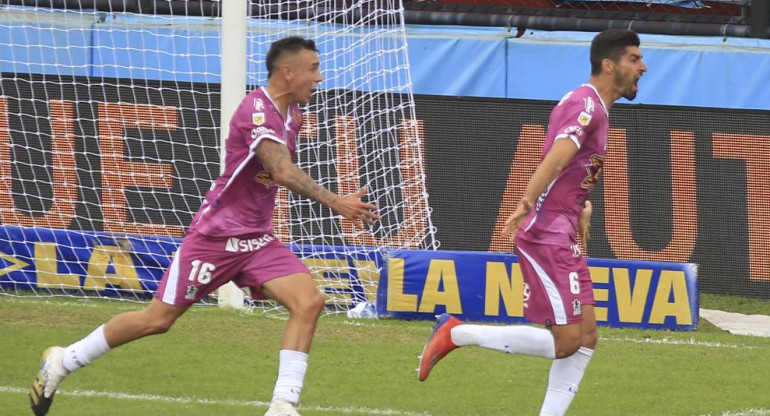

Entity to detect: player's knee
[304,290,325,318]
[582,327,599,349]
[140,312,176,335]
[554,337,581,359]
[288,290,324,320]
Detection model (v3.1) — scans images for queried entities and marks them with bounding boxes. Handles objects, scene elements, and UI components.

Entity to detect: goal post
[216,0,247,309]
[0,0,438,314]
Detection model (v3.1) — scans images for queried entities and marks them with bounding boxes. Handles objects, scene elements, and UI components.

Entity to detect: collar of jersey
[581,83,609,117]
[260,86,294,131]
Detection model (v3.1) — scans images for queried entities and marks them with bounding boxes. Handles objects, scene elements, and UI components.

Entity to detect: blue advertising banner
[377,249,699,331]
[0,225,698,330]
[0,225,383,305]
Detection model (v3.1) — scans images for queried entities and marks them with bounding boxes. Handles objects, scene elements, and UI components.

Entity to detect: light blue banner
[2,6,769,109]
[376,249,699,331]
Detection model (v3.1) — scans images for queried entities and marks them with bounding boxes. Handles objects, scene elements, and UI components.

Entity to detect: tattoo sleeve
[256,139,338,207]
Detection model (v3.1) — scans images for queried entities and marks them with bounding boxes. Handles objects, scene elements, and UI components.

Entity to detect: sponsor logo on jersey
[562,125,584,137]
[224,235,275,253]
[583,96,595,113]
[252,112,266,125]
[577,111,592,126]
[251,126,274,140]
[254,98,264,111]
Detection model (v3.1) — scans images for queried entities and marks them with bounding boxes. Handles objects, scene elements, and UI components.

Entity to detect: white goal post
[216,0,248,309]
[0,0,438,314]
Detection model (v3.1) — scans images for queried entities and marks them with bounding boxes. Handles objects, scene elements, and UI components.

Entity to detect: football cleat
[417,313,463,382]
[29,346,70,416]
[264,398,301,416]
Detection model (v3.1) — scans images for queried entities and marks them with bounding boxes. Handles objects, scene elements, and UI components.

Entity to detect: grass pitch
[1,294,769,416]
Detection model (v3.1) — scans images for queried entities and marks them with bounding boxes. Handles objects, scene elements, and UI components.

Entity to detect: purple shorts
[155,230,310,306]
[515,238,595,326]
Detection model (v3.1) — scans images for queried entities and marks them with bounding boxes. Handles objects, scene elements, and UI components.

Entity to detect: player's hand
[330,187,380,228]
[502,197,533,243]
[578,200,592,247]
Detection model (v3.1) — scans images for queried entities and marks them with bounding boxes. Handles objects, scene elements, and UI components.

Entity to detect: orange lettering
[713,133,770,281]
[604,129,697,261]
[336,116,431,248]
[489,125,545,252]
[0,99,77,229]
[98,103,182,237]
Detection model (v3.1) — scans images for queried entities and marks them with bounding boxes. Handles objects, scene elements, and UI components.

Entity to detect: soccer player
[417,29,647,416]
[29,36,379,416]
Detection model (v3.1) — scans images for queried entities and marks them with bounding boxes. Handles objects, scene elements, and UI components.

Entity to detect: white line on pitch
[0,386,433,416]
[602,336,758,350]
[693,409,770,416]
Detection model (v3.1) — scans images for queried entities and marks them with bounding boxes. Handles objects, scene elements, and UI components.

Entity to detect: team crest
[572,299,582,316]
[255,170,276,187]
[184,285,198,300]
[583,96,595,113]
[581,154,605,190]
[291,109,302,123]
[577,111,592,126]
[252,112,266,125]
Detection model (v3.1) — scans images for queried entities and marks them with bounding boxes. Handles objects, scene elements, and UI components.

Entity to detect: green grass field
[2,294,769,416]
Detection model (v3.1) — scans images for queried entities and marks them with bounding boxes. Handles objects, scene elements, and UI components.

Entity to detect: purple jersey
[190,87,303,237]
[518,84,608,245]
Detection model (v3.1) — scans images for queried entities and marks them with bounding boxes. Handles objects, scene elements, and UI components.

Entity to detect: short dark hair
[590,29,640,75]
[265,36,318,78]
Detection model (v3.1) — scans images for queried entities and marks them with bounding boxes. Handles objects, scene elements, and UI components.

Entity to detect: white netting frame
[0,1,437,313]
[244,1,438,312]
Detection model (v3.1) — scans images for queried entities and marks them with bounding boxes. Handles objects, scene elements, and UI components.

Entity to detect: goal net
[0,0,437,314]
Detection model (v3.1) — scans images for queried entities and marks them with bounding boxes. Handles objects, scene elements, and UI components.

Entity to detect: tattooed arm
[256,139,379,223]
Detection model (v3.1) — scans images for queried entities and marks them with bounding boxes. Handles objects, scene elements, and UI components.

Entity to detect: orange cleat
[417,313,463,382]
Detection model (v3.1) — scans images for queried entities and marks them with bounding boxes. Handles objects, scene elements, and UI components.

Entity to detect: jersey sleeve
[550,95,596,150]
[247,110,285,152]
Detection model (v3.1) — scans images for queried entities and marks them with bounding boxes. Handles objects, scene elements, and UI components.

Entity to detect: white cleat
[264,398,301,416]
[29,346,70,416]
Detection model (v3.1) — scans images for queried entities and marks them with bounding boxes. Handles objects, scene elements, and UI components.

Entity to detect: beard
[614,70,638,101]
[622,87,638,101]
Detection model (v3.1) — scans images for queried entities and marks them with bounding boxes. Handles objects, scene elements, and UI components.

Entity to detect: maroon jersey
[190,87,303,237]
[518,84,608,245]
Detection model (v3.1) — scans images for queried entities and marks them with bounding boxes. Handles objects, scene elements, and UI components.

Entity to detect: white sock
[450,324,555,359]
[272,349,308,405]
[539,347,594,416]
[62,324,111,373]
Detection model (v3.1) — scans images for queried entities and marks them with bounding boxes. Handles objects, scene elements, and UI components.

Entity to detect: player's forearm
[277,165,339,207]
[257,140,340,208]
[522,162,562,203]
[522,140,576,203]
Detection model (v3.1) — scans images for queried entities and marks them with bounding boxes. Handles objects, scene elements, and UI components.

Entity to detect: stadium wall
[2,7,770,109]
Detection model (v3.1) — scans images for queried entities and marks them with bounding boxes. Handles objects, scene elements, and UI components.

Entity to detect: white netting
[0,1,437,313]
